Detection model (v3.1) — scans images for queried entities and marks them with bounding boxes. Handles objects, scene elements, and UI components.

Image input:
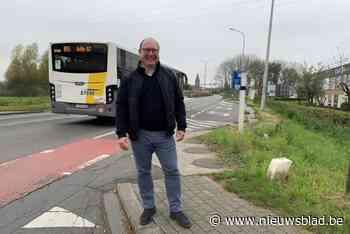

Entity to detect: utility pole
[260,0,275,110]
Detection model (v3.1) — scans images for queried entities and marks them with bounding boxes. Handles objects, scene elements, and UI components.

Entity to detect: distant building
[195,74,200,88]
[267,81,276,97]
[321,63,350,108]
[276,79,297,98]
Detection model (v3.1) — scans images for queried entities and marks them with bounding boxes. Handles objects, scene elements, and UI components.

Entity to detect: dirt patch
[259,111,282,124]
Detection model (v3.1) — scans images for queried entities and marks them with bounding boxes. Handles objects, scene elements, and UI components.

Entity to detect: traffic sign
[231,70,241,90]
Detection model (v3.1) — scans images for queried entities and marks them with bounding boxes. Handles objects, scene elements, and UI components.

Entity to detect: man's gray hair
[138,37,160,51]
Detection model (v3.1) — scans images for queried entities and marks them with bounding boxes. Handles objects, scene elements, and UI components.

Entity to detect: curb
[116,183,163,234]
[103,192,124,234]
[0,110,46,115]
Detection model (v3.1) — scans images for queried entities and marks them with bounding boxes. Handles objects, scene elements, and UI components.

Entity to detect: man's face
[139,40,159,67]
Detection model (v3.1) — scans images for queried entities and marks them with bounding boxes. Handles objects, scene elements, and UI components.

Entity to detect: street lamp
[229,27,246,71]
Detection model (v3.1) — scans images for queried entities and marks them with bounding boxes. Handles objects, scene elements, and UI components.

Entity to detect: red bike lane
[0,138,122,207]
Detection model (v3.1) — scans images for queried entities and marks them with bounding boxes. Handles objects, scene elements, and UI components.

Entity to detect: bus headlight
[97,105,104,113]
[105,85,116,104]
[49,83,56,101]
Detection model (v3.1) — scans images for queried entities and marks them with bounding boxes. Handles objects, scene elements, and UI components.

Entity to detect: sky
[0,0,349,85]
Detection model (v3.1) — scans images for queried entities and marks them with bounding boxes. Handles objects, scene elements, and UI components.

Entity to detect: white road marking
[187,119,217,127]
[77,154,111,170]
[22,206,96,228]
[222,101,235,105]
[0,115,88,127]
[226,108,233,110]
[0,158,20,168]
[93,131,114,139]
[40,149,55,154]
[187,124,203,129]
[224,113,230,117]
[190,101,225,118]
[0,112,55,121]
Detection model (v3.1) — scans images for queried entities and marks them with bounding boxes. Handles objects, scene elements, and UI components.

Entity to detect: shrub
[341,102,350,111]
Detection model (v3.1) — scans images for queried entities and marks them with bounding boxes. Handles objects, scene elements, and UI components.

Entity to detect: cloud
[0,0,349,84]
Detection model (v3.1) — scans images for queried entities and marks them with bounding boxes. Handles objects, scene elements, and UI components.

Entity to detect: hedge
[268,101,350,141]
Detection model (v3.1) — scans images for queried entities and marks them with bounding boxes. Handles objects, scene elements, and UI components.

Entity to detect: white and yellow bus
[48,42,188,118]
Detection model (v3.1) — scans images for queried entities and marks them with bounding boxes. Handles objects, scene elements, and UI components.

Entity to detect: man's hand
[176,130,185,142]
[118,137,129,150]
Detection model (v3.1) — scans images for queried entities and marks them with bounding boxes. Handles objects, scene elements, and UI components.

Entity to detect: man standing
[116,38,191,228]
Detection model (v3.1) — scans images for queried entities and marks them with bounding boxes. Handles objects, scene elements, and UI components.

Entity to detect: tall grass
[198,116,350,233]
[0,96,50,111]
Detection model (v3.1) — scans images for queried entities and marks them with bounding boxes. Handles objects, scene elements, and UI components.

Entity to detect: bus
[48,42,188,118]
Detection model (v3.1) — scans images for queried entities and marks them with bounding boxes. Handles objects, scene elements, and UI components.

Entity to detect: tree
[5,44,24,96]
[215,55,262,91]
[268,62,282,85]
[339,82,350,104]
[296,64,326,105]
[37,50,49,95]
[5,43,40,96]
[0,81,6,96]
[247,58,265,97]
[333,47,350,104]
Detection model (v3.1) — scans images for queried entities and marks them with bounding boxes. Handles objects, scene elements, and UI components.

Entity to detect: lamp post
[229,27,246,71]
[229,27,246,133]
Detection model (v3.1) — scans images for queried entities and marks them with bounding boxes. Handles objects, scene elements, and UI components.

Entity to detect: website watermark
[208,213,344,227]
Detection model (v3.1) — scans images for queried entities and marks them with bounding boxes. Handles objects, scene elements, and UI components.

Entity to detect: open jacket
[115,62,186,141]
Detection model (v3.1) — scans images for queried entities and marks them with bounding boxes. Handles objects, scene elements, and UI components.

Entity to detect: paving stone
[130,172,304,233]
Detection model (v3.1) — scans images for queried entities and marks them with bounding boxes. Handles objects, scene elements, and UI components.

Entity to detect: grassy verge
[0,96,50,112]
[197,105,350,233]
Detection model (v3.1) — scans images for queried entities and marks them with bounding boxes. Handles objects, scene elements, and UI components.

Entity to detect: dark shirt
[139,69,167,131]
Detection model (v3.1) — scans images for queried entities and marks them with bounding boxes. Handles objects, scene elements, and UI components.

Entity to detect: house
[322,63,350,108]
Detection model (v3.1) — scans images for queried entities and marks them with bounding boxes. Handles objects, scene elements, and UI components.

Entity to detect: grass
[0,96,50,112]
[197,106,350,233]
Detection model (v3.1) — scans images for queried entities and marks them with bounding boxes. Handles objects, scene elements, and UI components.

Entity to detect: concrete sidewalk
[115,131,306,234]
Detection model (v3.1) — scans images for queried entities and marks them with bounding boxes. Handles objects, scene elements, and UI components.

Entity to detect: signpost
[231,70,246,133]
[231,71,241,90]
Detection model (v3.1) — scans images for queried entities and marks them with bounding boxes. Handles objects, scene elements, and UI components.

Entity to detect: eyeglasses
[141,48,159,53]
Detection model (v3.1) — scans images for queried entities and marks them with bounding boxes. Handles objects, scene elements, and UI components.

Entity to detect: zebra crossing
[183,97,235,131]
[186,118,229,132]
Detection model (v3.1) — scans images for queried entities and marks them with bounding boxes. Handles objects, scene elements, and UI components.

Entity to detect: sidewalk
[115,131,306,234]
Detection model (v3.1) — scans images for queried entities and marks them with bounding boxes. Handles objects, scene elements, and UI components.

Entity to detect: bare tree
[333,46,350,105]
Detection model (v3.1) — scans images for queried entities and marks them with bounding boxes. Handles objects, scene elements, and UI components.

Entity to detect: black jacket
[115,62,186,140]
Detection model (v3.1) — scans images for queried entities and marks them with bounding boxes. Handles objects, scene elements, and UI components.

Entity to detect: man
[115,37,191,229]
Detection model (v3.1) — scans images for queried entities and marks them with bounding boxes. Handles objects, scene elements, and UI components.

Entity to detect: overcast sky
[1,0,349,84]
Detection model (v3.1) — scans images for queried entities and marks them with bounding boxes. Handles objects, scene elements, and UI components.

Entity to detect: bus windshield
[51,43,107,73]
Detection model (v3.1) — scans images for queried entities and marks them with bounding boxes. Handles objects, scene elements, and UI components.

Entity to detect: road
[0,95,238,234]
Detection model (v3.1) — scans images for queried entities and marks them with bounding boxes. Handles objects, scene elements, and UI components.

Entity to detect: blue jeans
[130,129,181,213]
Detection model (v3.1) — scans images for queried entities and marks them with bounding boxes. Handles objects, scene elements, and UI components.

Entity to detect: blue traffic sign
[231,70,241,90]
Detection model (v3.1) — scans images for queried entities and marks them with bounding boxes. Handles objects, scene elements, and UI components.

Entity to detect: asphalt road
[0,95,238,234]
